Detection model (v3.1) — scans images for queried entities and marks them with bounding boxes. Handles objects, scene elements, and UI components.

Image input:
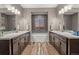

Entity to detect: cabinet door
[13,39,19,55]
[0,40,9,55]
[54,36,60,50]
[49,33,52,43]
[60,41,66,55]
[51,34,55,45]
[20,37,25,51]
[24,34,28,46]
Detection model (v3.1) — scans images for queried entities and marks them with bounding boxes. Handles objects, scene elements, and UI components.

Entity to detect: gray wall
[56,4,66,31]
[11,4,68,31]
[15,8,59,31]
[14,6,66,31]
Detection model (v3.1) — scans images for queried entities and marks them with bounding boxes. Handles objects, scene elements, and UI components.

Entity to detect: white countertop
[50,31,79,39]
[0,31,30,40]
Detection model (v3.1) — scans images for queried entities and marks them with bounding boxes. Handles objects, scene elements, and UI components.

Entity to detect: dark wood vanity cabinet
[0,40,10,55]
[13,32,30,55]
[0,32,30,55]
[49,32,55,45]
[49,32,79,55]
[49,32,68,55]
[54,36,60,51]
[60,38,67,55]
[25,32,30,45]
[49,32,52,44]
[19,35,25,52]
[68,39,79,55]
[13,38,19,55]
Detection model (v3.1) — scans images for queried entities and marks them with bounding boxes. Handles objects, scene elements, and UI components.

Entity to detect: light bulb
[17,11,21,15]
[64,6,68,12]
[6,5,12,10]
[7,6,12,10]
[59,11,62,14]
[61,8,64,14]
[11,7,16,13]
[67,5,73,10]
[11,7,15,10]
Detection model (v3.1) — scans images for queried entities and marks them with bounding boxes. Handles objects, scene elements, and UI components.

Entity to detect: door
[32,14,48,33]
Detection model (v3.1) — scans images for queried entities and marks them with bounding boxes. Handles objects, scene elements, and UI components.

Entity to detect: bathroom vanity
[49,31,79,55]
[0,31,30,55]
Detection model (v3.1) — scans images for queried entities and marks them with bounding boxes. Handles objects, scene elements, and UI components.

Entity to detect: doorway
[32,14,48,33]
[31,13,48,42]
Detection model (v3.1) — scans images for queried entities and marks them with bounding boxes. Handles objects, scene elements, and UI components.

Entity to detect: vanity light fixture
[11,7,16,13]
[15,9,21,15]
[7,5,12,10]
[59,4,73,15]
[59,8,64,14]
[6,5,21,15]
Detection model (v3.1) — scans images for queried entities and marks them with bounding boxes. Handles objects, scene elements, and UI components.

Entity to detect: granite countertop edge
[50,31,79,39]
[0,31,30,40]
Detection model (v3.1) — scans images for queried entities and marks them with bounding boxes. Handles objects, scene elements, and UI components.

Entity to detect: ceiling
[0,4,79,15]
[21,4,58,8]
